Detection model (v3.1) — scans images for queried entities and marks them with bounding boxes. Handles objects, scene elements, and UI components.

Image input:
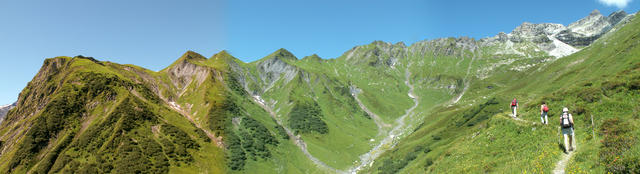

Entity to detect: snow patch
[546,35,579,58]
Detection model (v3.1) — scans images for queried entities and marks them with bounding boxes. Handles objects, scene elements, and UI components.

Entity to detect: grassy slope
[366,14,640,174]
[244,55,379,170]
[0,57,227,173]
[1,14,638,174]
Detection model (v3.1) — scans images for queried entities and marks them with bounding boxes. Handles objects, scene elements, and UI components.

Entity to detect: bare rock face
[165,51,211,96]
[479,10,631,57]
[567,10,611,36]
[0,102,16,125]
[255,49,299,91]
[608,10,629,25]
[510,22,566,41]
[10,58,70,122]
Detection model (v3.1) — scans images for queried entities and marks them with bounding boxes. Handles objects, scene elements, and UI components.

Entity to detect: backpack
[511,99,517,106]
[543,105,549,112]
[561,113,572,128]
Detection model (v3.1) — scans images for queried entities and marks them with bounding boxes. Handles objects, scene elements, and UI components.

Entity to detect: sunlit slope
[367,13,640,174]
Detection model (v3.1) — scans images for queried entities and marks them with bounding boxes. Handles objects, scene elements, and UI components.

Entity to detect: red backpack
[511,99,517,106]
[543,105,549,112]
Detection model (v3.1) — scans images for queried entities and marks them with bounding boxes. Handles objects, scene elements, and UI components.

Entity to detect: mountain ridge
[0,9,638,174]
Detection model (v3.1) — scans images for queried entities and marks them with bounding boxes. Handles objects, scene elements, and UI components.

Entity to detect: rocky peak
[165,51,211,93]
[211,50,231,59]
[341,40,408,67]
[180,50,207,61]
[371,40,392,47]
[210,50,240,64]
[511,22,566,39]
[608,10,628,25]
[263,48,297,61]
[478,9,633,57]
[568,10,610,37]
[256,49,299,90]
[302,54,322,62]
[589,9,601,16]
[165,51,208,70]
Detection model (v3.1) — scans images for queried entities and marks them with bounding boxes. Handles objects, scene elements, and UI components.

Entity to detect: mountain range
[0,10,639,173]
[0,103,16,125]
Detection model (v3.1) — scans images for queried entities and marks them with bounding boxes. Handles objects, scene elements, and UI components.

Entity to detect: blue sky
[0,0,638,104]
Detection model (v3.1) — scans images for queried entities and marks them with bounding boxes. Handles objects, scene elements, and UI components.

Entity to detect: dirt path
[553,151,574,174]
[508,114,571,174]
[347,63,420,173]
[250,96,345,173]
[511,116,537,125]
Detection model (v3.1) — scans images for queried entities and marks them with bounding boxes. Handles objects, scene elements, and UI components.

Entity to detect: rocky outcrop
[510,23,566,42]
[165,51,212,97]
[256,49,299,91]
[301,54,323,62]
[567,10,611,37]
[410,37,478,58]
[9,58,71,123]
[478,10,631,57]
[344,41,407,67]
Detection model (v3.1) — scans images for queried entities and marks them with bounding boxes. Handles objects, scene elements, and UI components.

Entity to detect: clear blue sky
[0,0,638,104]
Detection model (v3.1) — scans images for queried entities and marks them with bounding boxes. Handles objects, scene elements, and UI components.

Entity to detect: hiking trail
[507,113,571,174]
[552,151,574,174]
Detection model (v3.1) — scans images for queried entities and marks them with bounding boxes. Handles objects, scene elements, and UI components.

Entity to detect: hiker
[540,102,549,124]
[510,98,518,117]
[560,107,576,152]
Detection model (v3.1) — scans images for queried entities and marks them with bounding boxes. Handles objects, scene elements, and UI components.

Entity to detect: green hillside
[366,12,640,174]
[0,11,638,174]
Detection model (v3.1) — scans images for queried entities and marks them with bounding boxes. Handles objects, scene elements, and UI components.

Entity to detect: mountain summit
[0,10,639,174]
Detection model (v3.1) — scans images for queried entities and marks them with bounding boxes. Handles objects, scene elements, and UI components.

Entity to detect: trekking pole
[591,114,596,143]
[558,126,562,151]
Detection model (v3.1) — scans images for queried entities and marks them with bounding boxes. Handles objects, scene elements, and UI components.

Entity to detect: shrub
[424,158,434,168]
[275,124,289,140]
[113,138,151,173]
[424,147,432,153]
[208,93,243,137]
[577,87,600,103]
[377,151,421,174]
[194,128,210,142]
[432,135,442,141]
[289,101,329,134]
[7,86,86,172]
[226,133,246,170]
[599,118,637,173]
[456,97,500,127]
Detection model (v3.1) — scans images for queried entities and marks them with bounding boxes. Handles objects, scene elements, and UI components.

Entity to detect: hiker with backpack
[560,107,576,152]
[510,98,518,118]
[540,102,549,124]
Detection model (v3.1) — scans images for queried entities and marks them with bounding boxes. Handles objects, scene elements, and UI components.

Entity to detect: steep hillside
[365,11,640,174]
[0,10,638,174]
